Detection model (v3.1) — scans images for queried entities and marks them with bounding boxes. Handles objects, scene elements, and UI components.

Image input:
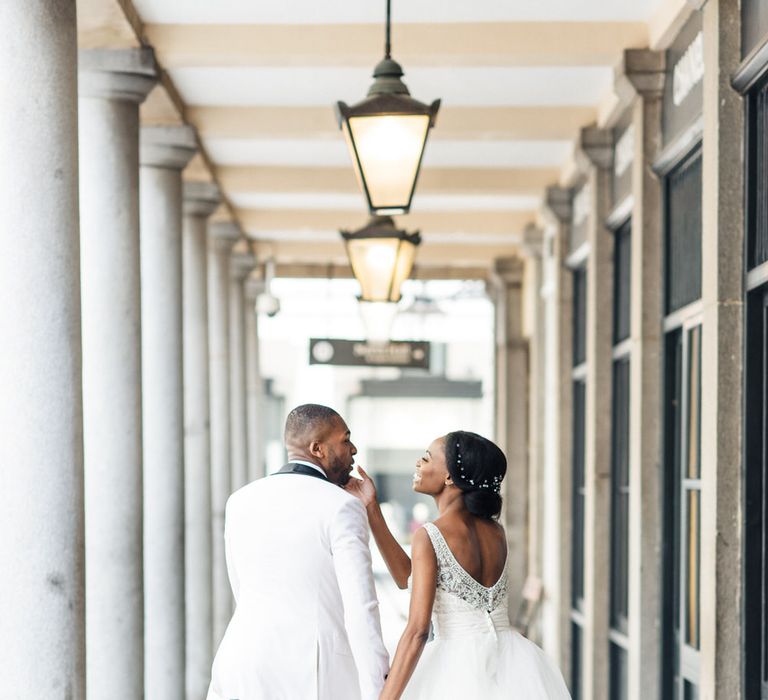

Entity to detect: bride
[346,430,571,700]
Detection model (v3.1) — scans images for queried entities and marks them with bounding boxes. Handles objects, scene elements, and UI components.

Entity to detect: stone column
[578,126,615,700]
[140,126,197,700]
[700,3,744,698]
[539,187,574,674]
[244,277,266,482]
[521,224,546,644]
[78,48,156,699]
[229,244,255,491]
[182,181,221,700]
[0,1,85,695]
[492,256,528,615]
[620,50,666,700]
[208,221,242,645]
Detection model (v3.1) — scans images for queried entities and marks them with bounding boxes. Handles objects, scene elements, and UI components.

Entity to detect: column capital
[184,181,221,218]
[543,186,572,224]
[230,244,256,282]
[140,125,197,170]
[521,224,545,259]
[618,49,667,99]
[493,256,525,287]
[78,48,157,103]
[209,221,242,252]
[577,126,614,170]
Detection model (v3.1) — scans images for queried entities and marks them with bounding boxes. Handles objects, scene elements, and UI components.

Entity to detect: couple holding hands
[207,404,570,700]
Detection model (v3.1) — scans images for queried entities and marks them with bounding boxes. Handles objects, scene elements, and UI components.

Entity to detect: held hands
[344,465,378,508]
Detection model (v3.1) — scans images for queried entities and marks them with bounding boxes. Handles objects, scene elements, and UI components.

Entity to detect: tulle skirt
[401,628,571,699]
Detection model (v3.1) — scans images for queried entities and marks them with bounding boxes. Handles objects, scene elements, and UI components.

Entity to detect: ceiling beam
[187,105,596,141]
[237,209,534,236]
[219,166,558,196]
[271,262,489,281]
[251,239,519,268]
[145,22,648,68]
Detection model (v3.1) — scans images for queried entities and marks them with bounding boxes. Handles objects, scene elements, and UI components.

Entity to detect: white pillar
[0,1,85,695]
[78,47,156,699]
[620,50,666,700]
[521,224,546,644]
[208,221,242,645]
[244,277,266,482]
[492,256,528,615]
[579,126,615,700]
[182,181,221,700]
[140,125,197,700]
[540,186,574,675]
[229,246,255,491]
[700,3,745,697]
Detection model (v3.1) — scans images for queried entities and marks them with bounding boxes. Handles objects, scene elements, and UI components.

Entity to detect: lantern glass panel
[346,237,402,301]
[346,113,430,213]
[390,240,418,301]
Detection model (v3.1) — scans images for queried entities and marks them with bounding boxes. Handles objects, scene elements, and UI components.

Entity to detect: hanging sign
[309,338,430,369]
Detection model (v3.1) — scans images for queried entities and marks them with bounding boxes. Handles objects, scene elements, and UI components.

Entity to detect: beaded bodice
[423,522,508,615]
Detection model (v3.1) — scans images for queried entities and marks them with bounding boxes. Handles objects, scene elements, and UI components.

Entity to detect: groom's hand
[344,465,377,508]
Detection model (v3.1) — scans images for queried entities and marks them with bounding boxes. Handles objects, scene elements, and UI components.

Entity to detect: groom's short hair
[284,404,341,444]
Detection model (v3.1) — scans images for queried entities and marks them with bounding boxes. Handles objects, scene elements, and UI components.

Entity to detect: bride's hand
[344,465,378,508]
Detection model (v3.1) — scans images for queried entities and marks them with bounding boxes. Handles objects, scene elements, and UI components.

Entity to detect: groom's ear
[309,440,324,459]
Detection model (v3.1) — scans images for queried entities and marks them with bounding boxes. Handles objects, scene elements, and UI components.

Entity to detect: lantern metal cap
[369,57,409,96]
[340,215,421,245]
[335,94,440,125]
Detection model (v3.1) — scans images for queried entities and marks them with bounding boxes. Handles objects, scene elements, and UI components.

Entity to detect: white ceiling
[169,66,613,107]
[203,138,571,168]
[117,0,677,271]
[132,0,665,25]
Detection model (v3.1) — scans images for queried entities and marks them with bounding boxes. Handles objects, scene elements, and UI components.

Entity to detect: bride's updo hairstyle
[444,431,507,520]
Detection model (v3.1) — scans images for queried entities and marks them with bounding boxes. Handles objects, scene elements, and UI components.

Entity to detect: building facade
[511,3,766,698]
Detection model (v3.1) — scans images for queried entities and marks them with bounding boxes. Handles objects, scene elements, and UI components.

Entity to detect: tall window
[744,73,768,700]
[571,266,588,699]
[609,220,631,700]
[662,147,702,700]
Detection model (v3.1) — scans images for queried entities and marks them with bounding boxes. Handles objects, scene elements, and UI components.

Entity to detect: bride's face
[412,436,450,495]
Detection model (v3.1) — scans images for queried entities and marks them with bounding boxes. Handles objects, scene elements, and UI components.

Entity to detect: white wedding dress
[401,523,571,699]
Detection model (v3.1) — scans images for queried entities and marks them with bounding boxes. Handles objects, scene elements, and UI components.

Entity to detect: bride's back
[431,513,507,588]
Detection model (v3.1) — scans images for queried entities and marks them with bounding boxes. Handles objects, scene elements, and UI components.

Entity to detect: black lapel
[275,462,329,482]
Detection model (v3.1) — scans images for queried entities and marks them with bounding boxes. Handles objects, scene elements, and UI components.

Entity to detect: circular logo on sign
[312,340,334,363]
[412,348,425,361]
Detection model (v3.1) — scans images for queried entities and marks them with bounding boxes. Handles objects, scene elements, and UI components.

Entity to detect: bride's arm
[379,527,437,700]
[345,466,411,588]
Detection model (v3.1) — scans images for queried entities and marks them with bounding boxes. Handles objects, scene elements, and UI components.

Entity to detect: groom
[207,404,390,700]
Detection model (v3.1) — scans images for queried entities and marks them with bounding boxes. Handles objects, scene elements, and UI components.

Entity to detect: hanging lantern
[335,0,440,215]
[341,215,421,302]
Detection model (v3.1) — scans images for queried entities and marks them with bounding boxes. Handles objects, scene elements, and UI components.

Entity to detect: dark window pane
[611,358,631,631]
[665,150,702,313]
[747,77,768,269]
[609,643,628,700]
[572,380,586,608]
[613,220,632,343]
[683,680,699,700]
[745,168,768,700]
[572,622,582,700]
[662,330,683,697]
[573,267,588,366]
[686,326,702,479]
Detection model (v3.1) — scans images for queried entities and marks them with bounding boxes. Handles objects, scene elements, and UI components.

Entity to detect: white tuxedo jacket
[207,466,390,700]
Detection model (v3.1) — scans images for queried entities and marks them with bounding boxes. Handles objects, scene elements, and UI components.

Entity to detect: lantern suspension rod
[385,0,392,59]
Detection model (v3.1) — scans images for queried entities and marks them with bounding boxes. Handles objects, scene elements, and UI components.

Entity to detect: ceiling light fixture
[341,215,421,303]
[335,0,440,216]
